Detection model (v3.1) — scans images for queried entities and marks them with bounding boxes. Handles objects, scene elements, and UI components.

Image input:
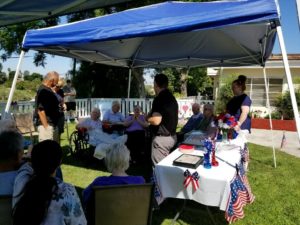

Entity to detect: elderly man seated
[102,101,126,135]
[103,100,125,124]
[177,103,202,142]
[181,103,203,133]
[76,108,127,158]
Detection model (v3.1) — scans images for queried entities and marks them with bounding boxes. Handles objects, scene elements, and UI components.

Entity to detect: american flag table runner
[225,163,255,223]
[152,170,165,205]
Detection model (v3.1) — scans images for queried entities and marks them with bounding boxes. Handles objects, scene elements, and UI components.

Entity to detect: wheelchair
[69,128,95,159]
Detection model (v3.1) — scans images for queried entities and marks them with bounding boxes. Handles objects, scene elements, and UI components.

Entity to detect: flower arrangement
[215,113,238,140]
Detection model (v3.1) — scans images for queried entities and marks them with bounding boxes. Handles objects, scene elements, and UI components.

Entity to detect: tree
[215,75,236,114]
[23,70,30,77]
[187,67,213,97]
[0,18,59,66]
[24,72,43,81]
[73,62,140,98]
[274,90,300,119]
[0,72,7,84]
[158,67,213,97]
[8,71,16,80]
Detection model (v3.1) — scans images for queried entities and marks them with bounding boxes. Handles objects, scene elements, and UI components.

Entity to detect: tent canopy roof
[0,0,132,27]
[22,0,280,68]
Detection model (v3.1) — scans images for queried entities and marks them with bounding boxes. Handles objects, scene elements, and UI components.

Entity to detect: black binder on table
[173,154,203,169]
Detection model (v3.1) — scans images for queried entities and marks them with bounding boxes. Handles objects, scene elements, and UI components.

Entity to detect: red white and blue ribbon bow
[183,169,200,191]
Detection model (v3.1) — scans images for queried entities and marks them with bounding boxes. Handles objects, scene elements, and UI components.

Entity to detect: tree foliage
[274,89,300,119]
[158,67,213,97]
[73,62,141,98]
[24,72,43,81]
[0,18,59,66]
[0,72,7,84]
[215,74,236,114]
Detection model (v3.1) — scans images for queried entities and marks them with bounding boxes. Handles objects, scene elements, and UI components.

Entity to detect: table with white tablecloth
[153,142,254,223]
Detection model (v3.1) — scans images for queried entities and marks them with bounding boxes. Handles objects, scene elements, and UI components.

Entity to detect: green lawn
[60,124,300,225]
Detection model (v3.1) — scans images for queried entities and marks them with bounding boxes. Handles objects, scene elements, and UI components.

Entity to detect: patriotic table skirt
[154,144,254,223]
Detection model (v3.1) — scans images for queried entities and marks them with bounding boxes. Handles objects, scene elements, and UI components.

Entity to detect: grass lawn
[60,124,300,225]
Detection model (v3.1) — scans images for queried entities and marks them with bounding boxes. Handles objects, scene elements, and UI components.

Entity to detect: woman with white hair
[82,143,145,205]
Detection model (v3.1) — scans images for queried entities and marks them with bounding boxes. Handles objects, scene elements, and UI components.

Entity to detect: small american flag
[240,144,249,163]
[280,131,287,149]
[225,163,255,223]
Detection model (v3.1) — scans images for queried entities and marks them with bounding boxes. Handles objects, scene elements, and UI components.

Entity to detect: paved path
[248,129,300,158]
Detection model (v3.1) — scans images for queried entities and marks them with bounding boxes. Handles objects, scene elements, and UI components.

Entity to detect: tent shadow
[152,199,228,225]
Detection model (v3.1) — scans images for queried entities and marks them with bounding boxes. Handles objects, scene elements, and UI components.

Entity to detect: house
[208,54,300,117]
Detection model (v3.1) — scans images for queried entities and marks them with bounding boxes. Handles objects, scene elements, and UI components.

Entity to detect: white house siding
[208,55,300,117]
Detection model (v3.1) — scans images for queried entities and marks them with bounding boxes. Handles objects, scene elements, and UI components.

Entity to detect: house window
[245,78,282,107]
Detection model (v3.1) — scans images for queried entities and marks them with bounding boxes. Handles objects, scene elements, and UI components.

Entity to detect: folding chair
[0,195,13,225]
[13,112,38,143]
[89,183,153,225]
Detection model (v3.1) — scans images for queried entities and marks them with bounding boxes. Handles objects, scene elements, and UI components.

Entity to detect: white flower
[223,124,230,129]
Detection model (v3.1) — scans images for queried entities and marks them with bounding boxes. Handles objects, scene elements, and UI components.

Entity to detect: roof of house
[269,54,300,60]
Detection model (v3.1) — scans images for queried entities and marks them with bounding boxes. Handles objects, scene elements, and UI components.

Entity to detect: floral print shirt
[13,163,87,225]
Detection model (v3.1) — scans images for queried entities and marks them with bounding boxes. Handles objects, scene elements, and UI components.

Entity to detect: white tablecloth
[154,143,242,211]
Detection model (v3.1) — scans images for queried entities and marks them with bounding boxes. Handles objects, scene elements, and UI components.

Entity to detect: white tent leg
[263,67,277,168]
[277,26,300,143]
[296,0,300,31]
[127,68,132,99]
[3,50,25,119]
[126,68,132,116]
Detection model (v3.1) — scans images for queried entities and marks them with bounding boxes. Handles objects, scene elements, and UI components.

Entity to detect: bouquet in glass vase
[215,113,238,141]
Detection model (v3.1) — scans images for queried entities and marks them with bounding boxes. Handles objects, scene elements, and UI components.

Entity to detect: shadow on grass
[61,128,228,225]
[152,199,227,225]
[61,136,154,182]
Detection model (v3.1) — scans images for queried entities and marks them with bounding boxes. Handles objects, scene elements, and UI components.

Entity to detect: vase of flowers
[216,113,238,142]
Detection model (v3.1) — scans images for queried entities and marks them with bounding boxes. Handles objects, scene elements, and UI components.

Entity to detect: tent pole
[296,0,300,31]
[127,68,132,99]
[277,26,300,143]
[263,67,277,168]
[72,58,76,79]
[126,68,132,116]
[4,50,25,119]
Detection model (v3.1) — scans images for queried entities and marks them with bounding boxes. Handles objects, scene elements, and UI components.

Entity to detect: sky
[1,0,300,77]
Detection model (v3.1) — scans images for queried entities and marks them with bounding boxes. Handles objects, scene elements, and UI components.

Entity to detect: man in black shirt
[148,73,178,165]
[35,71,60,143]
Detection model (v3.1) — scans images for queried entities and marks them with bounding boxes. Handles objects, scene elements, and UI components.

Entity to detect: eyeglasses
[204,108,211,111]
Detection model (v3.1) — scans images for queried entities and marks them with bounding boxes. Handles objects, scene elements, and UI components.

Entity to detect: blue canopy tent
[5,0,300,166]
[0,0,134,27]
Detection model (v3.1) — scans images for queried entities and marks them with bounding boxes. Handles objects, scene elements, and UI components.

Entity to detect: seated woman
[195,104,215,132]
[0,130,24,195]
[12,140,87,225]
[76,107,127,147]
[123,105,148,164]
[83,143,145,205]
